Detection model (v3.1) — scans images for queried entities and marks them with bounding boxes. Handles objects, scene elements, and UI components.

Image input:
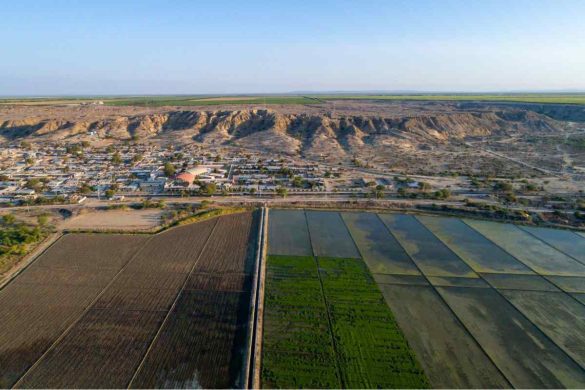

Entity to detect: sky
[1,0,585,95]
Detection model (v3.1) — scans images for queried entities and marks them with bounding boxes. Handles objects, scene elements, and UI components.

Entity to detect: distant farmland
[3,93,585,106]
[264,209,585,388]
[0,211,259,388]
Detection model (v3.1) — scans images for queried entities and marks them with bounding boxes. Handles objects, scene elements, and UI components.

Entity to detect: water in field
[417,215,533,274]
[437,286,585,388]
[500,289,585,369]
[265,210,585,388]
[519,225,585,264]
[268,209,312,256]
[545,276,585,293]
[378,214,476,277]
[305,211,360,258]
[465,219,585,276]
[342,212,420,275]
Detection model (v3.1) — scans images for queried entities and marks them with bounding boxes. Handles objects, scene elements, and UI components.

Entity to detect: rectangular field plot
[546,276,585,293]
[318,257,429,388]
[193,211,258,274]
[417,215,533,274]
[574,294,585,305]
[124,218,217,274]
[93,287,179,311]
[17,309,166,389]
[261,255,340,389]
[373,274,429,286]
[0,286,103,388]
[465,220,585,276]
[481,273,561,292]
[379,284,509,388]
[436,286,585,388]
[1,212,259,389]
[306,211,360,258]
[499,290,585,369]
[520,226,585,264]
[10,264,117,288]
[267,209,312,256]
[427,276,490,288]
[379,214,476,277]
[130,290,251,389]
[34,233,148,270]
[341,212,420,275]
[185,272,249,292]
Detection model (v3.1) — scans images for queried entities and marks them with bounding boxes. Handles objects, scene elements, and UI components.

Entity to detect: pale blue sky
[1,0,584,95]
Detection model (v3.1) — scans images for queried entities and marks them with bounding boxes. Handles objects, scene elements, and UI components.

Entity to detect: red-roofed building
[175,172,195,185]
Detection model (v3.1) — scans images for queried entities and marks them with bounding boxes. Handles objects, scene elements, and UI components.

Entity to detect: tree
[372,186,384,199]
[201,183,217,196]
[37,214,49,226]
[434,188,451,200]
[2,214,16,225]
[292,176,304,188]
[249,188,257,195]
[105,189,115,199]
[418,181,431,191]
[164,162,176,177]
[111,152,122,165]
[78,183,93,194]
[25,178,43,191]
[132,154,143,163]
[493,181,513,192]
[81,141,90,148]
[276,186,288,198]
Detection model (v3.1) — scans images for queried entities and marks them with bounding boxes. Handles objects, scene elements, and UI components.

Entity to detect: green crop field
[104,96,318,106]
[261,255,428,388]
[312,94,585,105]
[4,93,585,106]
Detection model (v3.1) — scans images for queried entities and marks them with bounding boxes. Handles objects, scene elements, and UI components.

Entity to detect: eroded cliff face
[0,108,561,156]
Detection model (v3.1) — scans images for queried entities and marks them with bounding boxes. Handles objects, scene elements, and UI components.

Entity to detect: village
[0,141,403,205]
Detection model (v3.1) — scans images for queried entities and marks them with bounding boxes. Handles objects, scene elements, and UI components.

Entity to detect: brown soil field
[61,209,163,231]
[0,234,148,388]
[1,211,260,388]
[131,211,259,388]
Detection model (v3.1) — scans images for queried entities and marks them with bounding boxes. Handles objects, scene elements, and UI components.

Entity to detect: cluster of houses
[0,143,336,205]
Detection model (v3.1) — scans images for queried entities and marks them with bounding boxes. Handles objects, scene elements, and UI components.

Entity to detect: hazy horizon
[2,0,585,95]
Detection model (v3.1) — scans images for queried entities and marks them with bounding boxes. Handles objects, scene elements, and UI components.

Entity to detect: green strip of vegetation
[262,255,341,388]
[105,96,316,106]
[317,257,429,388]
[261,255,429,388]
[0,214,51,275]
[313,94,585,105]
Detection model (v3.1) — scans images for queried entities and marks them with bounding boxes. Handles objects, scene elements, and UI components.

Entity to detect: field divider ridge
[376,213,513,388]
[518,225,585,267]
[12,233,158,389]
[126,217,220,389]
[248,207,267,389]
[461,219,585,308]
[304,210,344,388]
[417,215,585,380]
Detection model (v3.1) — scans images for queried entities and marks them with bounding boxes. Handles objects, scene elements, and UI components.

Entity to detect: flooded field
[265,209,585,388]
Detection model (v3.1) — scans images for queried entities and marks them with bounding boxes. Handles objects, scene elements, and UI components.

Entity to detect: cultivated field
[0,211,259,388]
[263,209,585,388]
[262,210,429,388]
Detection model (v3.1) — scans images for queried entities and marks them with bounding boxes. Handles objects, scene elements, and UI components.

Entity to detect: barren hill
[0,101,571,161]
